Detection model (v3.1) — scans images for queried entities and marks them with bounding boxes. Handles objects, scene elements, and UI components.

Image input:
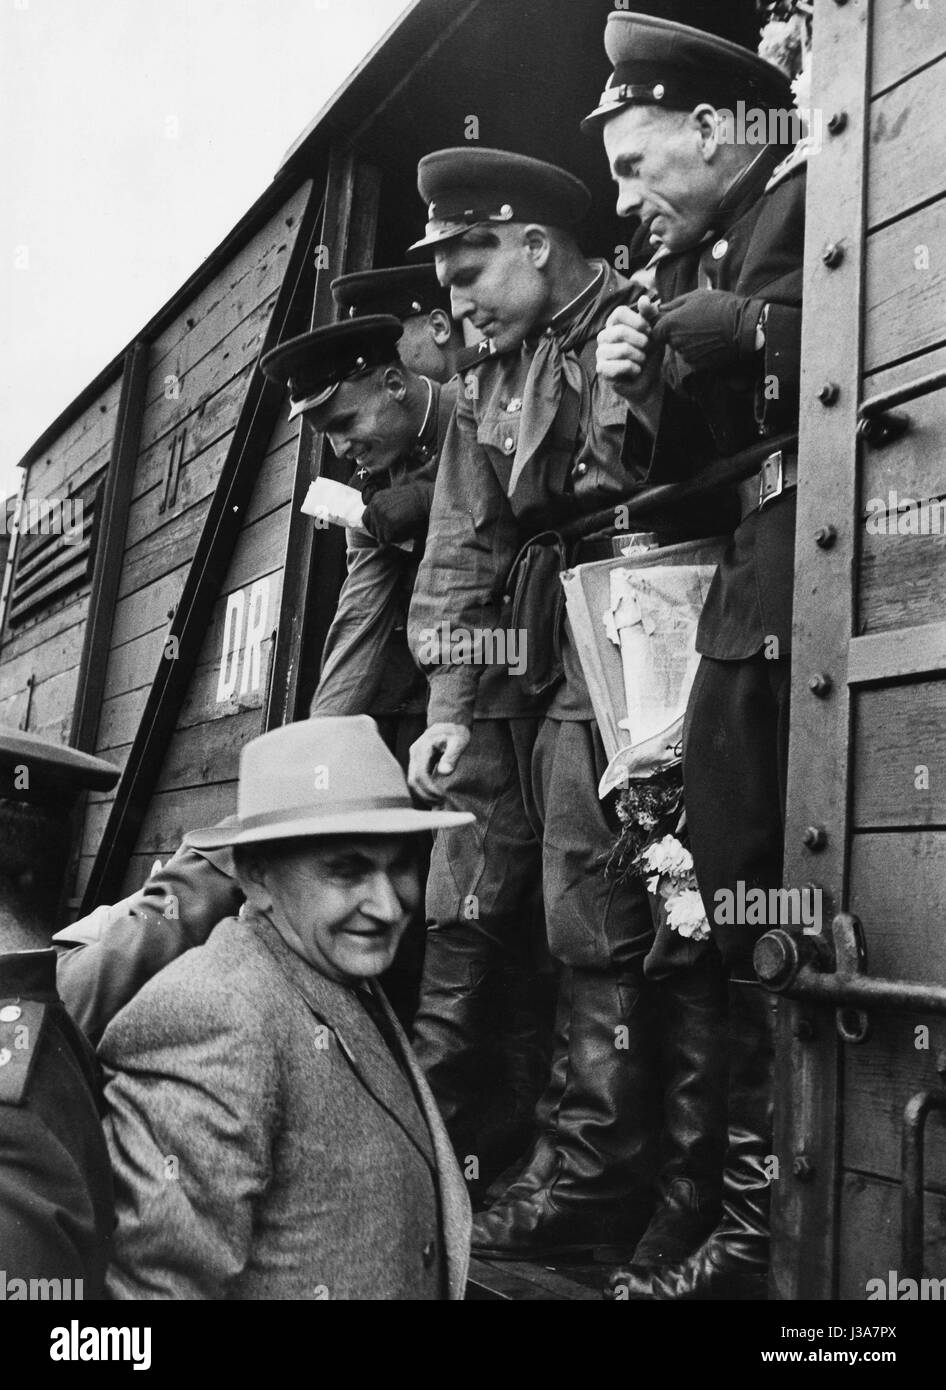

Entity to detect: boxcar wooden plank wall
[836,0,946,1298]
[0,376,123,741]
[71,183,312,901]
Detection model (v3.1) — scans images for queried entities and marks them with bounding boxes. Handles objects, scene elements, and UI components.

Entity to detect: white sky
[0,0,411,498]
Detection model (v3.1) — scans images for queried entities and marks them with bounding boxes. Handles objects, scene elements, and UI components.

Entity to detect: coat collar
[244,915,471,1298]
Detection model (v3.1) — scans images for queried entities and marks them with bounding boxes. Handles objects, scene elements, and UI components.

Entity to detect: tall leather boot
[612,952,728,1269]
[411,922,546,1199]
[472,966,660,1260]
[607,979,777,1300]
[481,965,572,1205]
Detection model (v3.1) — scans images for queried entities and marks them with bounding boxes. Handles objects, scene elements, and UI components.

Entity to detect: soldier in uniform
[585,12,804,1298]
[406,147,727,1260]
[0,727,119,1298]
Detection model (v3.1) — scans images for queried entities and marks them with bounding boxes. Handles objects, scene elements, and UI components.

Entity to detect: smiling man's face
[307,369,416,477]
[603,104,722,254]
[253,836,420,985]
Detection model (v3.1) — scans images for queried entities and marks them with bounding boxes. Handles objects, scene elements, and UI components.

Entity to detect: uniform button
[575,461,588,477]
[422,1239,436,1268]
[0,1049,11,1067]
[711,238,728,260]
[0,1006,21,1023]
[503,436,515,453]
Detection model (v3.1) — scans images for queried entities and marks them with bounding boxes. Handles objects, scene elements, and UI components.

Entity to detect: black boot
[607,980,777,1300]
[613,952,728,1269]
[411,922,547,1200]
[472,966,660,1260]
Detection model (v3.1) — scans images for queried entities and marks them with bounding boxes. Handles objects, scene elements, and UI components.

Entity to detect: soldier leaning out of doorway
[405,145,731,1267]
[586,12,804,1300]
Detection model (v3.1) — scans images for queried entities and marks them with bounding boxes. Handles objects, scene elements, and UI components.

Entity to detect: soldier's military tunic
[312,376,456,726]
[0,949,113,1296]
[409,260,656,971]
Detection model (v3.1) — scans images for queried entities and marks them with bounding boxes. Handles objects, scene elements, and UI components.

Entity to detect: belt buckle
[758,450,783,511]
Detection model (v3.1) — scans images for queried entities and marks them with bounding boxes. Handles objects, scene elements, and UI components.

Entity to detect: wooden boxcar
[1,0,944,1301]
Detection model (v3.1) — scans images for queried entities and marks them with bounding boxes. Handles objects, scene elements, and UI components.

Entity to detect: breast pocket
[476,415,520,472]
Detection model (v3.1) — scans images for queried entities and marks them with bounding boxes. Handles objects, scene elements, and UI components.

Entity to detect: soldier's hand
[650,289,766,370]
[596,297,662,402]
[408,723,471,803]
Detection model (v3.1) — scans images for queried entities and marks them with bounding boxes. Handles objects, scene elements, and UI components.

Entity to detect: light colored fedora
[185,716,472,850]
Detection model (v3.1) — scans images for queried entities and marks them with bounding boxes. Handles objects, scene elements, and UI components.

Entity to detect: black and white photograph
[0,0,944,1356]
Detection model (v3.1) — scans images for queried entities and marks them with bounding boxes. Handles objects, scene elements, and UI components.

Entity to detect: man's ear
[427,308,454,345]
[380,363,408,400]
[522,223,552,269]
[235,851,273,913]
[692,103,723,162]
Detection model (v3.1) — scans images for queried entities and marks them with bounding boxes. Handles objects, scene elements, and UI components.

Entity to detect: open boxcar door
[764,0,946,1301]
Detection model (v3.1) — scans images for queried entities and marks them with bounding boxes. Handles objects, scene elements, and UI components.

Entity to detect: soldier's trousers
[423,715,656,973]
[683,652,792,974]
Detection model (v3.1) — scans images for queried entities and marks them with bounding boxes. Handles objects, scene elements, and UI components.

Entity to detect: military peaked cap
[260,316,404,420]
[331,264,449,321]
[581,13,793,131]
[0,726,119,809]
[409,147,591,252]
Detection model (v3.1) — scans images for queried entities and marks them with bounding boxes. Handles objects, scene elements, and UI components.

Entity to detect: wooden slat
[80,179,322,911]
[71,342,150,753]
[868,57,946,228]
[871,0,946,96]
[849,831,946,982]
[775,0,872,1303]
[843,1012,946,1189]
[853,681,946,828]
[838,1172,946,1299]
[848,622,946,684]
[865,198,946,373]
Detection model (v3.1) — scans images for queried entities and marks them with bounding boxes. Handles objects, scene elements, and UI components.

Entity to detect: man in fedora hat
[585,12,805,1298]
[98,716,472,1300]
[0,726,119,1298]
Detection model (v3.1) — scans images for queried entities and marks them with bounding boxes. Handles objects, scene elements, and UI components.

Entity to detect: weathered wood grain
[853,682,946,827]
[869,58,946,227]
[839,1171,946,1299]
[843,1010,946,1188]
[849,831,946,981]
[865,200,946,372]
[871,0,946,96]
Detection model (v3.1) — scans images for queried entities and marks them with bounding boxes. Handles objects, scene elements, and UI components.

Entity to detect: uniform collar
[0,948,58,1000]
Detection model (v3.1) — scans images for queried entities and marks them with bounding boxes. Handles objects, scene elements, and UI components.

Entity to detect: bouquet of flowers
[607,766,711,944]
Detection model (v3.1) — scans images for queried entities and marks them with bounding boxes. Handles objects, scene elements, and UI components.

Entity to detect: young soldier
[406,147,725,1260]
[586,12,804,1299]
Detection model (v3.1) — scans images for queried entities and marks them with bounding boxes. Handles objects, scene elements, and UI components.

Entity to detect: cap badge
[498,204,513,220]
[652,84,665,100]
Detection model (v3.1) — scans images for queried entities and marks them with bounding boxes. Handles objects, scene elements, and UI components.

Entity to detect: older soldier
[587,13,803,1299]
[406,147,681,1260]
[0,728,119,1298]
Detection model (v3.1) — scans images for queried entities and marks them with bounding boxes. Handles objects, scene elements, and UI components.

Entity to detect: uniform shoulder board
[765,138,812,194]
[0,999,48,1107]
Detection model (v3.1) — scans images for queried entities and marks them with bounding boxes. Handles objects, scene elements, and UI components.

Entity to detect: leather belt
[736,450,798,522]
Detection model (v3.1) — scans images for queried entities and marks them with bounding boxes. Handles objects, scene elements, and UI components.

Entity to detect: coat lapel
[373,985,472,1300]
[251,920,435,1170]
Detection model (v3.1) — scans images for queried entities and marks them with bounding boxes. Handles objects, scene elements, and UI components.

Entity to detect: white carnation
[639,834,693,879]
[665,888,711,941]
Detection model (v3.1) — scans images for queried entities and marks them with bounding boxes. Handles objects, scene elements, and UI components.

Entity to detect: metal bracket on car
[754,913,946,1043]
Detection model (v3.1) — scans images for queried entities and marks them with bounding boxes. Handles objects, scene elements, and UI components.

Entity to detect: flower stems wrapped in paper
[561,534,727,944]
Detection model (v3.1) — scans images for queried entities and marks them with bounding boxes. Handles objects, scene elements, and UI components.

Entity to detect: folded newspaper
[561,536,726,798]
